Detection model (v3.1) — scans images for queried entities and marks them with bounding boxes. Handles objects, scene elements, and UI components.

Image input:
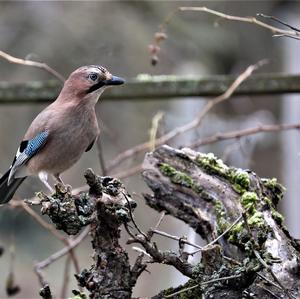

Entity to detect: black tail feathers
[0,169,26,204]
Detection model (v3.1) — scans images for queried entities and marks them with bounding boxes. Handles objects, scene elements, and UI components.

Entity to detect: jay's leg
[53,173,64,185]
[38,171,54,192]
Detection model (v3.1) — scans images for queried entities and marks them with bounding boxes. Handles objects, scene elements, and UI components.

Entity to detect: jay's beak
[104,75,125,86]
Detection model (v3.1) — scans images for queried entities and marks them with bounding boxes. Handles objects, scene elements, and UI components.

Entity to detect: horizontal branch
[1,73,300,104]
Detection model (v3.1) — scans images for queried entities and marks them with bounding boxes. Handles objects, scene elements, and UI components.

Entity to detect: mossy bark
[39,169,139,299]
[142,145,300,298]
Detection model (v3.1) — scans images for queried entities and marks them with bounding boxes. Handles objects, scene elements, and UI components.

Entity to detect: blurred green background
[1,1,300,298]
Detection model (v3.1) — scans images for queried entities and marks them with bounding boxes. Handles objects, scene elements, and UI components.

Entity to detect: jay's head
[62,65,124,101]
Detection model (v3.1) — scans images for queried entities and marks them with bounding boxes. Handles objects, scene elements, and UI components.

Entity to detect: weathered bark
[39,169,142,299]
[142,145,300,298]
[37,146,300,299]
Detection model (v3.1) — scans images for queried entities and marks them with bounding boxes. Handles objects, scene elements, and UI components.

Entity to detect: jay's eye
[89,73,98,81]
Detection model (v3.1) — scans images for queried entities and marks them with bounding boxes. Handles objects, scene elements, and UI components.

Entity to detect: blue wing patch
[8,131,49,184]
[24,131,49,157]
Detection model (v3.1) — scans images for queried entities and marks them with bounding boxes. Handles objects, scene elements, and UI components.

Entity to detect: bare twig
[122,192,148,239]
[61,256,71,299]
[150,228,202,250]
[164,284,199,298]
[257,13,300,33]
[259,284,282,299]
[200,274,242,286]
[154,211,166,230]
[125,226,194,277]
[147,211,166,240]
[10,200,66,243]
[257,273,285,293]
[111,164,143,180]
[124,205,194,277]
[191,210,247,255]
[151,212,242,256]
[35,266,48,287]
[0,50,65,82]
[10,199,81,275]
[207,213,243,247]
[107,61,264,172]
[34,226,90,286]
[130,251,148,281]
[188,123,300,149]
[149,111,164,151]
[112,124,300,182]
[132,246,152,258]
[273,34,300,40]
[150,7,300,66]
[96,138,107,176]
[177,7,300,39]
[165,274,242,298]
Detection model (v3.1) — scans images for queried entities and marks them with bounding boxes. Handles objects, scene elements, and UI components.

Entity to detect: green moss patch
[240,192,258,210]
[262,177,286,205]
[195,152,228,177]
[159,163,209,196]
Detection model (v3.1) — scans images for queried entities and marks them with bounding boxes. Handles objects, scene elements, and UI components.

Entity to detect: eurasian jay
[0,65,124,203]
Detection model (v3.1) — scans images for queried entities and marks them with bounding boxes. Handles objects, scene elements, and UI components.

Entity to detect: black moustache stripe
[86,81,105,94]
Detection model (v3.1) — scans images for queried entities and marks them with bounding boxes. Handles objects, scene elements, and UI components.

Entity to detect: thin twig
[154,211,166,230]
[10,200,65,243]
[61,255,71,299]
[10,199,81,274]
[107,61,265,172]
[147,211,166,240]
[188,123,300,149]
[257,273,284,292]
[122,192,148,239]
[149,7,300,65]
[259,284,281,299]
[35,226,90,285]
[257,13,300,33]
[272,34,300,40]
[201,274,242,286]
[223,255,241,265]
[165,284,199,298]
[0,50,66,82]
[165,274,242,298]
[190,209,249,255]
[132,246,152,258]
[96,138,107,176]
[149,111,164,151]
[177,7,300,39]
[35,266,48,287]
[111,164,143,179]
[150,228,202,250]
[206,213,243,247]
[149,213,243,256]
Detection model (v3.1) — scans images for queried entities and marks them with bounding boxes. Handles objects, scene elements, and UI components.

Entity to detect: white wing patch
[8,131,49,185]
